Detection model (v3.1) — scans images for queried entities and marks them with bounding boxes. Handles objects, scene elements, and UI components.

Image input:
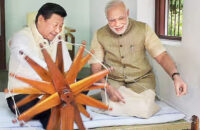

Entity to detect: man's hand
[91,63,125,103]
[173,75,187,96]
[106,84,125,103]
[155,52,187,96]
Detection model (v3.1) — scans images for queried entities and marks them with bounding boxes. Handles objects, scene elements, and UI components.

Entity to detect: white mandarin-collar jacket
[6,23,72,98]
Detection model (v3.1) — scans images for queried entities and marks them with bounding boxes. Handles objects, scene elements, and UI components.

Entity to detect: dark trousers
[7,94,51,129]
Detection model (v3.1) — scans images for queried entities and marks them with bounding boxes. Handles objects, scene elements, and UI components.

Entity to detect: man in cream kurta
[6,3,71,128]
[89,0,187,118]
[7,22,72,97]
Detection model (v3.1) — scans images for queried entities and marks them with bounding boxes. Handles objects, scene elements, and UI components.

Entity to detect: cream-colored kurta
[89,18,166,92]
[6,23,72,98]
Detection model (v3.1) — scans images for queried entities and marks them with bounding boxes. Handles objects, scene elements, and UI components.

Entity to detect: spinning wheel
[5,41,112,130]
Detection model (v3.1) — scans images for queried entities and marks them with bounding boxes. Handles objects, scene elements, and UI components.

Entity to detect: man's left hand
[173,75,187,96]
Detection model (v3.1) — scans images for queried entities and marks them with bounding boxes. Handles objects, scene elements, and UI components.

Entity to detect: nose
[55,26,61,34]
[114,20,121,27]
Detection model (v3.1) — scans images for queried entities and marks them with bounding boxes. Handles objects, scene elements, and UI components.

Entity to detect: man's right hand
[106,84,125,103]
[91,63,125,103]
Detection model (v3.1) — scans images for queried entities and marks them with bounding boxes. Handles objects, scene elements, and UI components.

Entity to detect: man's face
[107,3,129,35]
[37,14,64,41]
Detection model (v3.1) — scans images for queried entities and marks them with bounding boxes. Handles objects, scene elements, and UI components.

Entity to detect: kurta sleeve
[144,24,166,58]
[88,31,104,64]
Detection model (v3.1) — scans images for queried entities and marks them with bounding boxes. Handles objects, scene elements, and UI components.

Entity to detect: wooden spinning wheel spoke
[77,103,91,119]
[37,94,50,104]
[40,43,70,92]
[15,94,40,108]
[19,51,52,82]
[4,87,45,94]
[18,93,60,122]
[6,41,111,130]
[60,103,74,130]
[9,74,55,94]
[56,42,64,74]
[75,94,110,110]
[73,103,85,129]
[78,50,94,72]
[70,69,111,95]
[83,84,108,91]
[47,106,61,130]
[65,41,86,84]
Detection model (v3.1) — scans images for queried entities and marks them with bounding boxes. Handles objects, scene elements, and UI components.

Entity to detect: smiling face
[106,2,129,35]
[37,13,64,41]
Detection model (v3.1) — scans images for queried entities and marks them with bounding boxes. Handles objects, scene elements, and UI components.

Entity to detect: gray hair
[105,0,126,16]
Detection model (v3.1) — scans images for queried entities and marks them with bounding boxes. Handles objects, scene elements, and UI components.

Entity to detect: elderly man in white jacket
[6,3,72,129]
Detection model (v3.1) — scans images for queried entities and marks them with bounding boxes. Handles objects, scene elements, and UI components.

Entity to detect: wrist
[171,72,180,80]
[101,82,110,90]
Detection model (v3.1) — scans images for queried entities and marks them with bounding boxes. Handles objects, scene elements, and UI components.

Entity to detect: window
[155,0,183,40]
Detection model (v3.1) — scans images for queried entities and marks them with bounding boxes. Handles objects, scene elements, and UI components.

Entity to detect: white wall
[161,0,200,118]
[5,0,90,65]
[137,0,200,119]
[136,0,155,29]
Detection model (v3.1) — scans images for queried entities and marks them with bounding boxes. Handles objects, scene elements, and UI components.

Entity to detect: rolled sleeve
[88,31,104,64]
[144,24,166,58]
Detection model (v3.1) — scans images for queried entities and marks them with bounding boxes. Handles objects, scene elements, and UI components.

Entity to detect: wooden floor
[90,119,191,130]
[0,70,8,92]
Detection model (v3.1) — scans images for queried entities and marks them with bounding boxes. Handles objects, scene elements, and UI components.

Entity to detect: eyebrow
[108,15,126,21]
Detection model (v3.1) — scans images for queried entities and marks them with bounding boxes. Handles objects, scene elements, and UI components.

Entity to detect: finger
[179,91,184,96]
[180,84,188,96]
[175,86,180,96]
[178,87,184,96]
[115,92,125,103]
[117,91,124,99]
[110,96,119,102]
[175,87,179,96]
[108,94,117,101]
[120,99,126,104]
[114,95,124,103]
[181,86,187,96]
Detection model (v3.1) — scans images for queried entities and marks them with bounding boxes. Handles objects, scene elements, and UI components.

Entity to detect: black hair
[35,3,67,24]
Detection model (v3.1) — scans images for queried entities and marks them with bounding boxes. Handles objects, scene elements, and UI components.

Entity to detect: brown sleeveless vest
[97,19,154,83]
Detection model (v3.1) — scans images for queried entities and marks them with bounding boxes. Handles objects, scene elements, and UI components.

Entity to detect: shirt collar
[30,23,49,46]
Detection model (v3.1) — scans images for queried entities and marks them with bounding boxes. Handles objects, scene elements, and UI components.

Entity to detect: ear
[38,15,45,22]
[127,9,129,17]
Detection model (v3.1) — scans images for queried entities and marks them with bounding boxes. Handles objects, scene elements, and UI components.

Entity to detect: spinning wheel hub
[61,89,74,105]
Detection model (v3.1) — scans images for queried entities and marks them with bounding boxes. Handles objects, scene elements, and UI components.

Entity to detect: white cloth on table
[74,101,185,129]
[0,92,43,130]
[100,86,160,118]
